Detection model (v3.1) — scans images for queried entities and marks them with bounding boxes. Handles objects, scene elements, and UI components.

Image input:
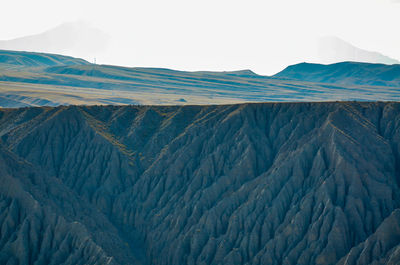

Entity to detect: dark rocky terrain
[1,102,400,264]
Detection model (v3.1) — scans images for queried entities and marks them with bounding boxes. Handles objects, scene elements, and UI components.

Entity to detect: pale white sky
[1,0,399,74]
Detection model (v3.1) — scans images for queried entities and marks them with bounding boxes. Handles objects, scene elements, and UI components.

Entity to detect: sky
[1,0,399,75]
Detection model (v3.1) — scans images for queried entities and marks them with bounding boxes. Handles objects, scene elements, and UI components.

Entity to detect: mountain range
[1,102,400,264]
[0,21,109,60]
[2,22,399,73]
[0,50,400,108]
[317,36,399,65]
[275,61,400,87]
[1,48,400,264]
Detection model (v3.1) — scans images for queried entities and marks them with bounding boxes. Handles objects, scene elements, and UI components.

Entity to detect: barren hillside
[1,102,400,264]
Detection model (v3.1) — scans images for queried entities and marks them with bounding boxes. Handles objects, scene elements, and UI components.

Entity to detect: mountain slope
[317,36,400,65]
[274,61,400,87]
[1,102,400,264]
[2,51,400,108]
[0,49,89,67]
[0,146,143,265]
[0,21,109,59]
[1,50,400,108]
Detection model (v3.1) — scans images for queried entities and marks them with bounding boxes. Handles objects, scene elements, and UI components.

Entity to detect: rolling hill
[274,61,400,87]
[0,49,89,67]
[1,50,400,108]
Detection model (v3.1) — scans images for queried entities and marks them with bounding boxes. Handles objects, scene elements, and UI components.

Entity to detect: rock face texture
[1,102,400,264]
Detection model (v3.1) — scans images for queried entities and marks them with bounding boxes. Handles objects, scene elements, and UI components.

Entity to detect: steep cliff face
[1,102,400,264]
[0,148,141,265]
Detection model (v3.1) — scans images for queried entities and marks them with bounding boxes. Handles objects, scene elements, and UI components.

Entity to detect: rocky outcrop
[0,148,141,265]
[1,102,400,264]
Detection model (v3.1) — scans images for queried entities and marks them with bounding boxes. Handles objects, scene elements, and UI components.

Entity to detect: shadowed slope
[1,102,400,264]
[0,147,143,265]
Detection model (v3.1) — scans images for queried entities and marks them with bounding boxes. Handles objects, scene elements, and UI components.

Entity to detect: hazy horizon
[1,0,399,75]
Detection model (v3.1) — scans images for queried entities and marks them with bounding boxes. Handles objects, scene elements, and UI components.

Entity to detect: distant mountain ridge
[274,61,400,87]
[0,21,109,59]
[317,36,400,65]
